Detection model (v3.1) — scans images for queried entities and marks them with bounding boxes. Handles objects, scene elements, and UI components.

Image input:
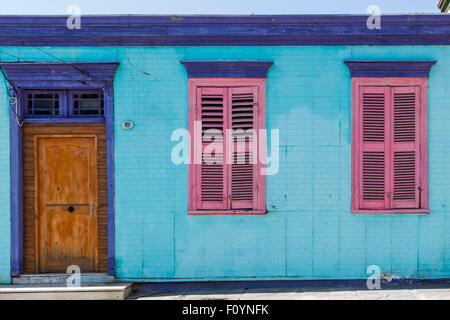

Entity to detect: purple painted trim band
[0,15,450,46]
[104,85,115,276]
[10,107,23,277]
[180,61,273,78]
[6,81,108,89]
[0,63,119,89]
[133,278,450,292]
[344,61,437,78]
[23,118,105,124]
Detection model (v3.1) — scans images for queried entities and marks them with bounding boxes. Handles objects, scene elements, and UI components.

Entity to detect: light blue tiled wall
[0,46,449,281]
[0,83,10,283]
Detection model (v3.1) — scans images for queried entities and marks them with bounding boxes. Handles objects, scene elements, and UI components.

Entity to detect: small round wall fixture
[121,120,135,130]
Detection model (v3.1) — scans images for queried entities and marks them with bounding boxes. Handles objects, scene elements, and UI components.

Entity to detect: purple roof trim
[0,15,449,46]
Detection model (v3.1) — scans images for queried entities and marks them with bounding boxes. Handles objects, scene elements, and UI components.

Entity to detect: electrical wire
[0,29,109,89]
[0,65,24,127]
[0,26,119,118]
[0,25,112,124]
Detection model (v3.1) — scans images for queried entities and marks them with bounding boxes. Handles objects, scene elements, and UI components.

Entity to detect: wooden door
[35,135,98,273]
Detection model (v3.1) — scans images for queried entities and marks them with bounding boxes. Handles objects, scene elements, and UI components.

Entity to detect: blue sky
[0,0,441,15]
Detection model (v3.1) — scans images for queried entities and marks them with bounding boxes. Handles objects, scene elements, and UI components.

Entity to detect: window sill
[351,209,430,214]
[188,210,267,216]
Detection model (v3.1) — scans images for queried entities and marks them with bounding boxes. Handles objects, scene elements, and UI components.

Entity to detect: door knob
[68,206,74,213]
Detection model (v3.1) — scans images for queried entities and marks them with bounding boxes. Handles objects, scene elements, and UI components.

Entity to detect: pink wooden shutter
[390,86,420,209]
[229,87,258,210]
[359,86,389,209]
[195,87,228,210]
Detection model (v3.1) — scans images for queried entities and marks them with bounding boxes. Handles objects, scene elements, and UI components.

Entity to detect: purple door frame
[1,62,119,277]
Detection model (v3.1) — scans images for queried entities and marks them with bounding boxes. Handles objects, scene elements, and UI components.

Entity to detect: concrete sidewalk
[0,283,132,300]
[129,282,450,300]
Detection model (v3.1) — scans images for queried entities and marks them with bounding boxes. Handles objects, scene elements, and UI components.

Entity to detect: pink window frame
[187,78,267,215]
[351,78,430,214]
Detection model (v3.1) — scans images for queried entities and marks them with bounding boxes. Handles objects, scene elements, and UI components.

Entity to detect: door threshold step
[0,283,132,300]
[12,273,116,285]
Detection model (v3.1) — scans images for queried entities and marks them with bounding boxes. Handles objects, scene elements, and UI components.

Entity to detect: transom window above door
[23,90,104,118]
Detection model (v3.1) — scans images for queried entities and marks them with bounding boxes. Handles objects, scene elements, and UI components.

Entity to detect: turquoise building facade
[0,15,449,283]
